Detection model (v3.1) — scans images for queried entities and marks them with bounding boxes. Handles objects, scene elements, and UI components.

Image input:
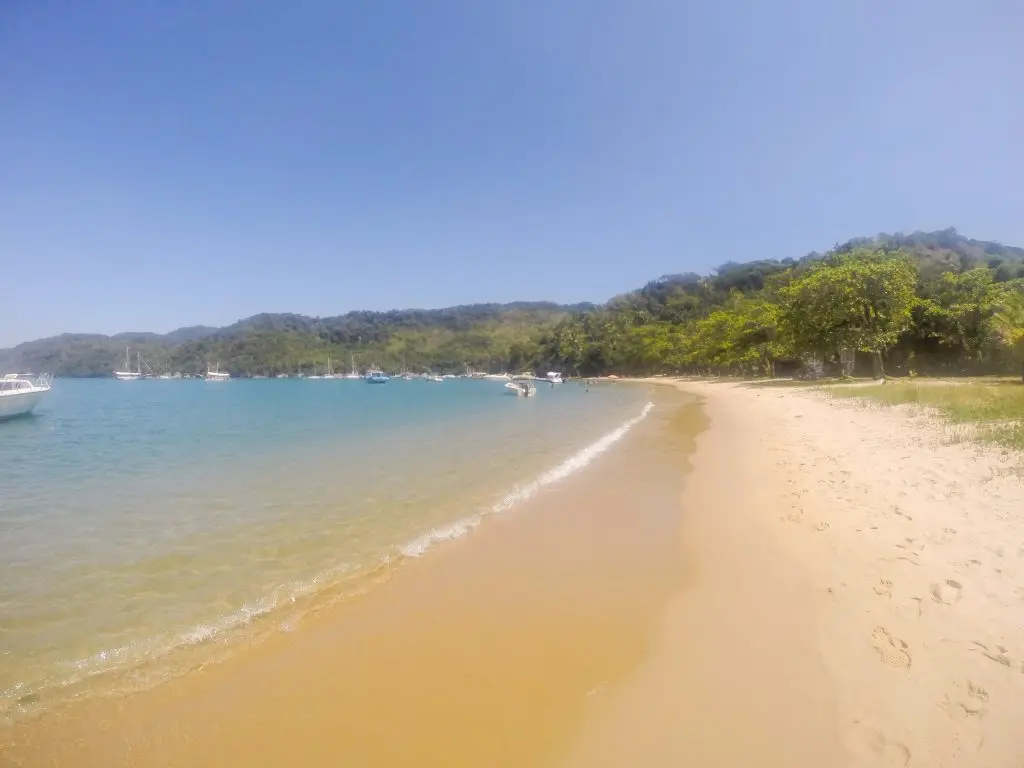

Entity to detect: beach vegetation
[777,248,918,378]
[826,379,1024,449]
[7,228,1024,380]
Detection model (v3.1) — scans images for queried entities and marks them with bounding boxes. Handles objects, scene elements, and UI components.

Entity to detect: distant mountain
[5,228,1023,378]
[0,303,595,377]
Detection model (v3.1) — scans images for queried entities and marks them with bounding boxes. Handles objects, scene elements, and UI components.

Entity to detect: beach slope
[562,379,1024,767]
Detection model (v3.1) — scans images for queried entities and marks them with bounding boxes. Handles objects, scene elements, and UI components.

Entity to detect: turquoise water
[0,378,651,719]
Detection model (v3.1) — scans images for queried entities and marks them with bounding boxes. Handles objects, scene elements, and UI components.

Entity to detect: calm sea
[0,377,651,720]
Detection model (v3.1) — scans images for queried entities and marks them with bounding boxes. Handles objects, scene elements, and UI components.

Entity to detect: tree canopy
[4,229,1024,380]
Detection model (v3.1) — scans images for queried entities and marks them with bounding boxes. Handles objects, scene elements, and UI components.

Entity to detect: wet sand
[2,387,708,767]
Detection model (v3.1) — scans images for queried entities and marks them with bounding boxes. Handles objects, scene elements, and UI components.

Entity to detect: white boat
[425,374,443,382]
[504,380,536,397]
[205,364,230,381]
[113,347,142,380]
[0,373,52,420]
[365,365,389,384]
[484,373,510,380]
[345,353,360,379]
[545,371,564,384]
[322,356,337,379]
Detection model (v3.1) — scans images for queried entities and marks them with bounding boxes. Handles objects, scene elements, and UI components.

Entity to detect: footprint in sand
[871,627,912,669]
[890,505,913,521]
[930,579,963,605]
[816,521,831,532]
[873,579,893,598]
[784,507,804,523]
[853,728,911,767]
[944,680,989,719]
[970,641,1013,668]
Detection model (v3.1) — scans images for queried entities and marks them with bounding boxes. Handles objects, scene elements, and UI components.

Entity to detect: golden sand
[25,374,1018,767]
[2,388,705,767]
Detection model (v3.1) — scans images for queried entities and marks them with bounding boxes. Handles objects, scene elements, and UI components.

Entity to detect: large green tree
[779,248,918,378]
[992,288,1024,383]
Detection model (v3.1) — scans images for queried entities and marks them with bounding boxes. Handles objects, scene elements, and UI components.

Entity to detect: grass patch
[826,380,1024,450]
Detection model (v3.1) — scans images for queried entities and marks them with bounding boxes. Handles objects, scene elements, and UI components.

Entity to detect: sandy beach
[4,380,1024,767]
[561,378,1024,767]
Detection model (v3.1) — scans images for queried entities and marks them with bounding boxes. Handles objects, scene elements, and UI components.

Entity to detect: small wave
[4,401,655,720]
[398,401,654,557]
[400,515,483,557]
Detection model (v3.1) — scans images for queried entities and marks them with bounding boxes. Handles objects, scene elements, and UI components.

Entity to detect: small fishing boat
[0,373,52,420]
[425,374,443,383]
[504,380,536,397]
[365,368,389,384]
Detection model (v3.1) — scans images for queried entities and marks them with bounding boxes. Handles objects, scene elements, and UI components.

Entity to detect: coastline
[0,386,702,767]
[5,378,1024,766]
[567,377,1024,767]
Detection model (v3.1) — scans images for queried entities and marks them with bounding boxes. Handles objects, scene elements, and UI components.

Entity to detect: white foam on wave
[14,402,657,713]
[64,560,356,680]
[399,515,484,557]
[399,400,654,558]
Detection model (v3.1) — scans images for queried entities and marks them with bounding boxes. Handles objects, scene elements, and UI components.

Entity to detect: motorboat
[366,368,389,384]
[425,374,443,382]
[545,371,564,384]
[0,373,52,420]
[504,380,536,397]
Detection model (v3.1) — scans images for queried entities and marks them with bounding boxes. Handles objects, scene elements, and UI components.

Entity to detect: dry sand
[561,379,1024,767]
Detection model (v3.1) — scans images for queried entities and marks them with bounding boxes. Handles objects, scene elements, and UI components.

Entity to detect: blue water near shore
[0,377,651,719]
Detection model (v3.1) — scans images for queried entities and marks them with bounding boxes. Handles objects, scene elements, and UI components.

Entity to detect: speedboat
[545,371,564,384]
[0,373,52,420]
[504,380,536,397]
[425,374,443,382]
[366,370,389,384]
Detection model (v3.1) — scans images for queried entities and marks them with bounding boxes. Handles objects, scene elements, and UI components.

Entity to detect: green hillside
[4,228,1024,379]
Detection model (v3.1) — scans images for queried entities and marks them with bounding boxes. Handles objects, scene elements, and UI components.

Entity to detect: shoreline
[6,379,1024,766]
[0,386,701,767]
[580,377,1024,766]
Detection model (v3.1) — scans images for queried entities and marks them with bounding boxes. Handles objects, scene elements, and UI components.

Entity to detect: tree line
[5,229,1024,380]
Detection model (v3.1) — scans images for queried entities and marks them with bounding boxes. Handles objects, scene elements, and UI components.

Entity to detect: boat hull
[504,382,536,397]
[0,390,45,420]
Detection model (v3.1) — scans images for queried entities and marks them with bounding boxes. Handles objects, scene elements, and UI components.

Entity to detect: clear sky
[3,1,1023,347]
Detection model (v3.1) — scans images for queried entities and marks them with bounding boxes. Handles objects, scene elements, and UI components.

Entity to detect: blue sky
[3,1,1022,346]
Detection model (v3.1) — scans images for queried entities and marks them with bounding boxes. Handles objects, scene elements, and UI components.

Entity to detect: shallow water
[0,378,648,719]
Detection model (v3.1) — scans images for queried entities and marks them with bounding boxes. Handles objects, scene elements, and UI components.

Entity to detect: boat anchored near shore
[205,364,230,382]
[113,347,142,381]
[505,380,536,397]
[0,373,52,420]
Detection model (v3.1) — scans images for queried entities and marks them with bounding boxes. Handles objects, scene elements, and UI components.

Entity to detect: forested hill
[6,228,1024,378]
[0,302,596,377]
